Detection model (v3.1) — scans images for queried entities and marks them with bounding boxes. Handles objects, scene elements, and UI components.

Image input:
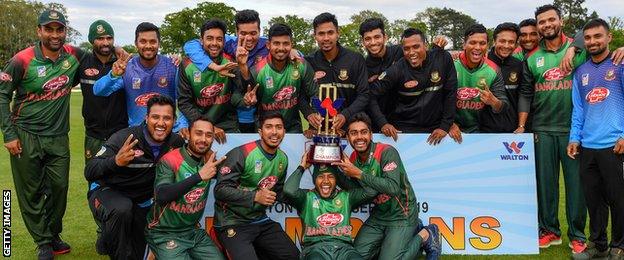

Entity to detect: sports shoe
[422,224,442,260]
[610,248,624,260]
[37,243,53,260]
[569,240,587,254]
[538,230,562,248]
[51,235,71,255]
[571,241,609,260]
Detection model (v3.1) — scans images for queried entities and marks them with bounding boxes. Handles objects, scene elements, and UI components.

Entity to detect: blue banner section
[201,133,538,254]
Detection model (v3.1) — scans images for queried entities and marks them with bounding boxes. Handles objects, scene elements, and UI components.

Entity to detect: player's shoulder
[13,46,36,66]
[160,148,184,168]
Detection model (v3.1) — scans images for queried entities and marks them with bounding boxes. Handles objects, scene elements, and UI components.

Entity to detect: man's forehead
[42,23,65,29]
[237,22,259,32]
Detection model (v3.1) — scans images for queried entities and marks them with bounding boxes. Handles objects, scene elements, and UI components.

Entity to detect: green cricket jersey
[0,43,85,142]
[214,140,288,227]
[454,53,507,133]
[147,147,211,232]
[518,34,587,133]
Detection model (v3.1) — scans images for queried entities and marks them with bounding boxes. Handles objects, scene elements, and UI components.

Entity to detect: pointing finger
[213,156,227,166]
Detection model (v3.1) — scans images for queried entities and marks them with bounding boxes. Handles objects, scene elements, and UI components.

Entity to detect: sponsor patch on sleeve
[0,72,12,82]
[382,161,398,172]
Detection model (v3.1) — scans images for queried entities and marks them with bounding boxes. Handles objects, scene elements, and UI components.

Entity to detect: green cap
[312,164,338,180]
[88,20,114,44]
[38,10,66,27]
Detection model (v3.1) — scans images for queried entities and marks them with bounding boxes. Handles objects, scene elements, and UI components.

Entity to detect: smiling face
[145,104,174,143]
[315,171,336,199]
[519,25,539,51]
[463,33,488,66]
[136,31,159,61]
[93,35,114,57]
[201,28,224,59]
[314,22,339,53]
[362,28,387,57]
[259,117,285,152]
[402,34,427,68]
[536,9,562,40]
[347,121,372,154]
[584,25,611,57]
[237,22,260,51]
[494,30,518,58]
[188,120,215,156]
[38,23,66,52]
[268,35,292,62]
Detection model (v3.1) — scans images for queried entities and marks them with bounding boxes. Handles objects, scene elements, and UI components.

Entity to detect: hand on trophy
[331,154,362,179]
[299,149,311,170]
[332,113,346,131]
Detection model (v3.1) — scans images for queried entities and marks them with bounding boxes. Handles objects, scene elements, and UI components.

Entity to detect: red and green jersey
[250,56,316,132]
[454,53,507,133]
[512,46,529,61]
[214,140,288,226]
[147,147,210,232]
[519,34,587,133]
[178,55,242,131]
[0,43,85,142]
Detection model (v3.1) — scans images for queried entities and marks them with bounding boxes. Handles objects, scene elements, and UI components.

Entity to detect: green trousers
[84,134,104,166]
[354,221,423,260]
[10,128,70,245]
[534,132,586,241]
[301,241,363,260]
[146,228,225,260]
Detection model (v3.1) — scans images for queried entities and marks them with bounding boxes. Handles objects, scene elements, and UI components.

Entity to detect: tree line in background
[1,0,624,66]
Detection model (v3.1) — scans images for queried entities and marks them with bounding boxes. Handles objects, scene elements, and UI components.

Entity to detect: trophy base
[308,143,342,164]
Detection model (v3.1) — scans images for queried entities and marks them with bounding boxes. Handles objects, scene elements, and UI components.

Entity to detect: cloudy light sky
[46,0,623,45]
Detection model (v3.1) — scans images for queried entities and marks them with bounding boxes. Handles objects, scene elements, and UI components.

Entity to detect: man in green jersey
[145,117,226,259]
[238,23,317,133]
[332,113,441,260]
[449,24,508,142]
[513,19,540,61]
[213,111,299,259]
[518,4,588,254]
[0,10,87,259]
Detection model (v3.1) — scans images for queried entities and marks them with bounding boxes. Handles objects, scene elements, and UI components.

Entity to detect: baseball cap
[38,10,66,27]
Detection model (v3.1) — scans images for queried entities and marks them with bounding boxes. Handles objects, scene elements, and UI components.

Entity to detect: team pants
[534,132,586,241]
[579,147,624,251]
[301,241,363,260]
[10,128,69,245]
[215,220,299,260]
[88,186,150,260]
[84,134,104,165]
[146,228,225,260]
[354,220,423,260]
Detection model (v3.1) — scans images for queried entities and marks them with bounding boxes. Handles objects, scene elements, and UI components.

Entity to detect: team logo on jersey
[273,86,296,102]
[157,76,168,88]
[404,80,418,89]
[193,71,201,83]
[132,78,141,89]
[582,73,589,86]
[95,146,106,157]
[605,69,616,81]
[312,196,320,208]
[586,87,610,104]
[85,149,92,159]
[278,162,284,172]
[0,72,12,82]
[431,71,441,83]
[333,198,342,208]
[165,240,178,250]
[456,87,480,100]
[316,213,344,228]
[254,160,262,173]
[543,67,566,81]
[509,72,518,83]
[383,161,397,172]
[536,56,545,67]
[84,68,99,77]
[373,194,391,204]
[42,75,69,91]
[49,11,59,19]
[184,188,205,204]
[37,66,47,77]
[477,77,487,88]
[258,175,278,189]
[200,83,224,98]
[314,71,326,81]
[96,24,105,34]
[183,172,192,179]
[227,228,236,237]
[220,166,231,175]
[134,92,160,106]
[133,149,144,157]
[265,76,274,89]
[292,69,300,80]
[378,72,386,81]
[338,69,348,81]
[61,60,71,70]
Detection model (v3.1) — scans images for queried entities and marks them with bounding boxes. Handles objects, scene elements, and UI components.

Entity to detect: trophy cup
[308,84,344,163]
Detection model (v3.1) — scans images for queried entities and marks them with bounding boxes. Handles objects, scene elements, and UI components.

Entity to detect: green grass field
[0,92,588,259]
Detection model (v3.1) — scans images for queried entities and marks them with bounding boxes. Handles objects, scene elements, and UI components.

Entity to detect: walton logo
[501,141,529,160]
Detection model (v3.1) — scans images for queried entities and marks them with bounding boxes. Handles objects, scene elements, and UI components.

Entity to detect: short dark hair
[535,4,561,19]
[313,12,338,32]
[258,111,284,128]
[146,95,176,116]
[519,18,537,28]
[583,18,610,32]
[347,112,372,131]
[493,22,520,40]
[189,116,214,131]
[135,22,160,42]
[359,18,385,37]
[464,23,488,41]
[235,9,260,30]
[268,23,292,40]
[401,28,426,42]
[201,19,227,38]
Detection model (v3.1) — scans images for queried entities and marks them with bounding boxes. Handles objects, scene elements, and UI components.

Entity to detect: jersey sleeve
[518,60,535,113]
[569,75,584,143]
[283,166,307,210]
[340,55,370,119]
[214,147,256,207]
[153,160,203,205]
[359,147,403,196]
[177,64,203,122]
[274,158,289,203]
[440,52,458,132]
[93,71,124,96]
[84,131,125,182]
[489,71,508,113]
[0,57,24,142]
[183,39,213,71]
[368,67,399,127]
[298,61,317,118]
[348,185,377,208]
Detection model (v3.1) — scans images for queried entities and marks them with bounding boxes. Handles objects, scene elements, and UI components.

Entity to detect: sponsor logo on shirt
[605,69,616,81]
[586,87,609,104]
[542,67,566,81]
[220,166,231,175]
[257,175,277,189]
[456,87,480,100]
[382,161,397,172]
[314,71,326,81]
[134,92,160,106]
[84,68,99,77]
[0,72,12,82]
[42,75,69,92]
[184,188,205,204]
[582,73,589,86]
[316,213,344,228]
[273,86,296,102]
[500,141,529,160]
[373,194,391,204]
[404,80,418,89]
[334,198,342,208]
[200,83,224,98]
[133,149,144,157]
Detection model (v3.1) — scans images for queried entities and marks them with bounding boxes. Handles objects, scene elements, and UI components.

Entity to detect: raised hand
[214,126,226,144]
[112,53,132,77]
[115,134,139,166]
[236,37,250,66]
[306,113,323,129]
[243,84,258,106]
[199,152,227,181]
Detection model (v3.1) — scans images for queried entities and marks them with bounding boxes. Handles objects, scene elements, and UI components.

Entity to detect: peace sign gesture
[199,151,227,181]
[243,83,258,106]
[236,37,250,66]
[112,53,132,77]
[115,134,139,166]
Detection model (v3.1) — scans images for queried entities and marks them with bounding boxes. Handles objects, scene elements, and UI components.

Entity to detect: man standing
[145,117,226,259]
[0,10,85,259]
[368,28,456,144]
[85,95,185,259]
[518,4,588,254]
[307,12,370,131]
[567,18,624,259]
[513,19,540,61]
[94,22,188,134]
[239,23,317,133]
[332,113,441,260]
[213,112,299,259]
[79,20,128,164]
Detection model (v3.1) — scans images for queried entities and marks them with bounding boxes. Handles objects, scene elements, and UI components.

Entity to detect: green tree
[122,44,137,54]
[553,0,595,36]
[387,19,428,45]
[608,16,624,51]
[78,41,92,53]
[265,15,315,55]
[417,7,478,50]
[339,10,389,53]
[160,2,236,54]
[43,2,81,44]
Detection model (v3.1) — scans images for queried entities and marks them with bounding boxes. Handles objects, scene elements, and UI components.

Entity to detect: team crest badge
[338,69,348,81]
[605,69,616,81]
[96,24,105,34]
[582,73,589,86]
[509,72,518,83]
[266,76,274,89]
[278,162,284,172]
[227,228,236,237]
[478,77,487,88]
[165,240,178,250]
[49,11,59,19]
[37,66,47,77]
[431,71,441,83]
[334,198,343,208]
[62,60,71,70]
[193,71,201,83]
[312,198,320,209]
[378,71,386,80]
[157,76,168,87]
[292,69,300,80]
[536,56,545,67]
[132,78,141,89]
[85,149,92,159]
